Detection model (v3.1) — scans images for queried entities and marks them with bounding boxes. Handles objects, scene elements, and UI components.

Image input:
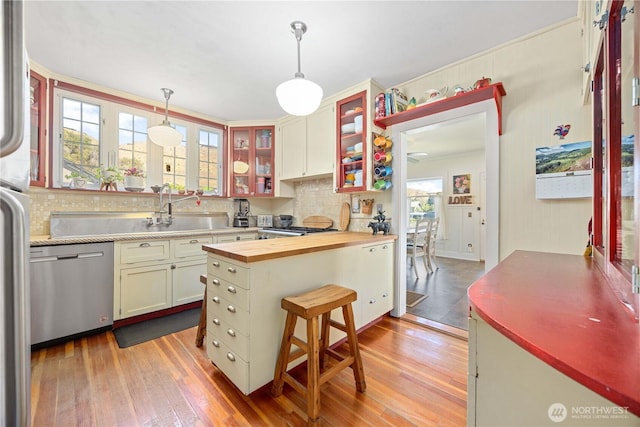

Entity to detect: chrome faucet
[150,183,172,225]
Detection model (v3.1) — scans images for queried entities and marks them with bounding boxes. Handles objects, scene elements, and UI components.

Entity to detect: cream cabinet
[114,236,213,320]
[205,239,395,394]
[278,103,334,181]
[216,232,256,243]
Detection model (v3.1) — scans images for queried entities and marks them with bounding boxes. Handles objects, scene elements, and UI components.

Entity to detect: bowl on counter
[150,185,163,193]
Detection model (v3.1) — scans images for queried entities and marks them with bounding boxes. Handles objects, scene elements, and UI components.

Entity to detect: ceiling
[24,1,578,122]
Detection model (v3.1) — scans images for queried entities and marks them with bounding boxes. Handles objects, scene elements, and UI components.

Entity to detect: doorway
[390,99,501,326]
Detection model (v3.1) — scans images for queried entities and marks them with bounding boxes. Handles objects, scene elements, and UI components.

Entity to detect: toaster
[257,214,273,227]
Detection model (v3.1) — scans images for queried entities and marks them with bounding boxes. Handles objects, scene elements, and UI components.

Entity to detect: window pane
[198,128,222,195]
[162,125,187,188]
[61,97,101,186]
[407,178,443,226]
[118,112,148,176]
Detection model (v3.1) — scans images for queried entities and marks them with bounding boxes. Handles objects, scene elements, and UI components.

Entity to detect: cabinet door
[119,240,170,264]
[120,264,172,318]
[279,116,306,180]
[230,126,274,197]
[336,91,367,192]
[30,70,46,186]
[230,128,253,196]
[171,236,212,259]
[306,103,335,177]
[172,259,207,306]
[359,242,394,324]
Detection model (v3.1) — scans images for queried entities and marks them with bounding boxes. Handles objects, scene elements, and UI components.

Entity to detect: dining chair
[426,217,440,272]
[407,217,433,277]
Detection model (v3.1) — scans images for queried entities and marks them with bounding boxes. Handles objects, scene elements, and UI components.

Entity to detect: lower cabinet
[205,239,395,394]
[114,236,212,320]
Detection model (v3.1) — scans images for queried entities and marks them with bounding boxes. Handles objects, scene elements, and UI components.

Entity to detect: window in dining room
[407,177,443,227]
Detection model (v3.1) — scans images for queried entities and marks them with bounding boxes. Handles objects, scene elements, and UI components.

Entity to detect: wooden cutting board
[302,215,333,229]
[338,202,350,231]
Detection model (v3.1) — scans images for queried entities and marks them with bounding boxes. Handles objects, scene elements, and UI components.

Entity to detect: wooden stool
[195,274,207,347]
[272,284,366,425]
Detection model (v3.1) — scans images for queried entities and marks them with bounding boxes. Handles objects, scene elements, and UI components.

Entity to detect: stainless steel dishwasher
[29,242,114,347]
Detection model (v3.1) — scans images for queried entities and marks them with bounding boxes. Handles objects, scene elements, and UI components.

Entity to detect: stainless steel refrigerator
[1,1,31,426]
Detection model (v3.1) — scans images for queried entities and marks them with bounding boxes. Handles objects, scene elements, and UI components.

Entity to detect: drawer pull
[227,329,236,337]
[369,298,377,304]
[382,245,388,250]
[189,239,199,244]
[212,318,220,326]
[382,292,389,298]
[211,339,220,348]
[212,261,220,267]
[227,267,237,273]
[226,352,236,362]
[227,305,236,313]
[227,286,237,294]
[212,279,220,286]
[369,247,376,252]
[212,296,220,304]
[139,242,151,247]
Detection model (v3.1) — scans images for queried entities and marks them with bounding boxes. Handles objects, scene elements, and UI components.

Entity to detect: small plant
[64,171,84,180]
[124,167,144,177]
[98,166,123,183]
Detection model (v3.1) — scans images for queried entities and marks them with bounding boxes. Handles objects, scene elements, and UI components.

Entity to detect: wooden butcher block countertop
[202,231,397,263]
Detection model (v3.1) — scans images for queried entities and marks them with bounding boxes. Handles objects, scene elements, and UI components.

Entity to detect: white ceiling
[24,1,578,122]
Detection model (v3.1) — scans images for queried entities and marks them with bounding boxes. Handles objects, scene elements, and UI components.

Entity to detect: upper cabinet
[30,70,46,187]
[591,0,639,321]
[229,126,274,197]
[335,91,367,193]
[278,102,334,181]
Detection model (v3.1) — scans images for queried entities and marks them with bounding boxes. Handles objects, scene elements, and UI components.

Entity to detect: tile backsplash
[29,177,390,236]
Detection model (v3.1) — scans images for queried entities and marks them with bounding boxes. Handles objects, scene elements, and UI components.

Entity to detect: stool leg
[307,316,321,424]
[195,288,207,347]
[272,312,297,396]
[343,304,366,392]
[319,312,331,370]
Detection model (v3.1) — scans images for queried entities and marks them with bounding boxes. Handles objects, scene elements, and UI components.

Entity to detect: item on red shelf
[375,92,386,119]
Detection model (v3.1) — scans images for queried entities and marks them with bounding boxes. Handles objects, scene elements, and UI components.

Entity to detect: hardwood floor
[406,257,486,331]
[31,316,468,426]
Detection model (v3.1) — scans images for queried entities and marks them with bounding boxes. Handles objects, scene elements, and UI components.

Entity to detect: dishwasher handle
[56,254,79,260]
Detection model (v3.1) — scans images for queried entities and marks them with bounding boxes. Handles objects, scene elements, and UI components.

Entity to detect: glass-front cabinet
[229,126,274,197]
[30,70,47,186]
[335,91,366,192]
[591,0,639,320]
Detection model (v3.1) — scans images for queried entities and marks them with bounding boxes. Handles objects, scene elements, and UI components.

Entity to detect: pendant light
[276,21,323,116]
[148,88,182,147]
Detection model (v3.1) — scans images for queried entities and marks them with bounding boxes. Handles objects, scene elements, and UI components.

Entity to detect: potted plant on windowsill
[98,166,123,191]
[123,167,145,191]
[64,171,87,189]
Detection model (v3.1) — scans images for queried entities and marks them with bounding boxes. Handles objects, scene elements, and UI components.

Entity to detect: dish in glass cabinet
[124,187,144,192]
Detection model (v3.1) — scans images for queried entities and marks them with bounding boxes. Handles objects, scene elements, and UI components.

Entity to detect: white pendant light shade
[276,77,323,116]
[276,21,323,117]
[148,88,182,147]
[148,121,182,147]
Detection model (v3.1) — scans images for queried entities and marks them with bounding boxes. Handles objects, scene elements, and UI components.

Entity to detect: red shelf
[374,82,506,135]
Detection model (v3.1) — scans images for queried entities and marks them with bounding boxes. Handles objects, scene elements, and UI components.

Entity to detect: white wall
[398,19,592,259]
[408,150,485,260]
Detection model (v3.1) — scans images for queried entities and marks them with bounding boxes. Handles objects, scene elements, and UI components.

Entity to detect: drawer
[119,240,170,264]
[172,237,212,259]
[206,332,249,394]
[362,289,393,324]
[207,296,250,336]
[208,276,250,311]
[206,315,249,361]
[207,257,249,288]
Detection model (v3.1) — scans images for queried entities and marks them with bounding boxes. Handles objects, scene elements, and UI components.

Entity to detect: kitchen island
[202,231,397,394]
[467,251,639,426]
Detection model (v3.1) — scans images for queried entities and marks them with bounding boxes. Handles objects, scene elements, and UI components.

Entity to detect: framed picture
[453,174,471,194]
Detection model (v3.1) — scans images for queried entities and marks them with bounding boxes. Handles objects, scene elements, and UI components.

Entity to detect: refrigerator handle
[0,1,25,157]
[0,188,30,426]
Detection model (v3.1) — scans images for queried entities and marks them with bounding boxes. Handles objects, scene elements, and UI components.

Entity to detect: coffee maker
[233,198,250,227]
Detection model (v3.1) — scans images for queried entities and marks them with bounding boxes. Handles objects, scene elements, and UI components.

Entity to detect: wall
[408,150,485,260]
[396,19,591,259]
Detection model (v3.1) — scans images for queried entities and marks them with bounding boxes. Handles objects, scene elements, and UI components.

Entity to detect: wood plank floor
[31,316,468,426]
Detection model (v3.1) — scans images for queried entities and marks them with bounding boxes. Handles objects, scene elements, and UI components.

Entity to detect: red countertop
[468,251,640,416]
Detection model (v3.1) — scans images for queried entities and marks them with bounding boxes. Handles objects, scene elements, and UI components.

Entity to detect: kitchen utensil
[302,216,333,229]
[339,202,350,231]
[341,123,356,134]
[233,161,249,174]
[354,115,363,133]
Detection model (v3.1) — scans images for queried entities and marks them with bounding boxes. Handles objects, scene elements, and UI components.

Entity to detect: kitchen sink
[49,211,229,238]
